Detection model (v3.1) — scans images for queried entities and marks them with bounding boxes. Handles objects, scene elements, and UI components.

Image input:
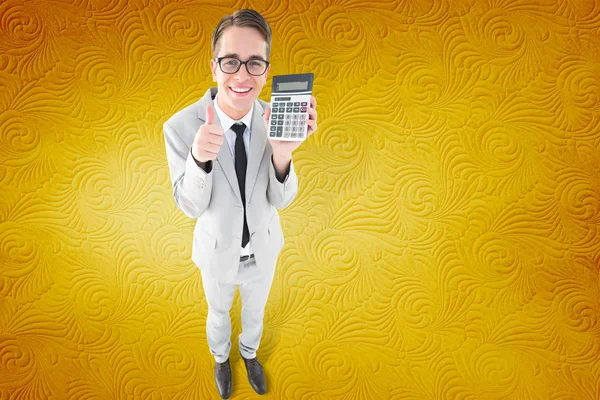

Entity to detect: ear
[264,64,271,80]
[210,58,218,81]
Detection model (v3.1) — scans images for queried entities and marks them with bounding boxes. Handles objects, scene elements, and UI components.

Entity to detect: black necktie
[231,123,250,248]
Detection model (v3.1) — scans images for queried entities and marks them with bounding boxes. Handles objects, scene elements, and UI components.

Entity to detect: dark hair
[212,9,272,60]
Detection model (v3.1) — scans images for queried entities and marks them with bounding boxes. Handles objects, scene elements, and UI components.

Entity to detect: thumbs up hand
[192,104,224,164]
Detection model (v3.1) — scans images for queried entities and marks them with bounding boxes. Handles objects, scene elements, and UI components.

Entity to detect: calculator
[267,73,314,141]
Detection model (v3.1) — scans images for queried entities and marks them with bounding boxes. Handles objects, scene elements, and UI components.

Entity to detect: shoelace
[216,362,229,370]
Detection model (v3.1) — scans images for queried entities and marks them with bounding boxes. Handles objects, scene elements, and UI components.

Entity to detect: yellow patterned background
[1,0,600,398]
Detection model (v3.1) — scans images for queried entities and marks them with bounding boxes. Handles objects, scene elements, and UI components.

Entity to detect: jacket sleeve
[267,157,298,209]
[163,122,213,218]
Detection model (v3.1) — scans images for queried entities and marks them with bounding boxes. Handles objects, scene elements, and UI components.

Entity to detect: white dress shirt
[213,94,254,256]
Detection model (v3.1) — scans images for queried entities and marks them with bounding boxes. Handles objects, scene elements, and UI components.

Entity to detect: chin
[229,97,255,110]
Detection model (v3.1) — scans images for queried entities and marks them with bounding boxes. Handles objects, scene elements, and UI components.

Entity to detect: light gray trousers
[200,257,275,363]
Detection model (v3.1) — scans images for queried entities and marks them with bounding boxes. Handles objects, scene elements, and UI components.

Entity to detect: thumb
[263,107,271,125]
[205,104,214,125]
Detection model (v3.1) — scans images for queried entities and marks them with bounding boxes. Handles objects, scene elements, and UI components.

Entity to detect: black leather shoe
[214,359,232,399]
[240,353,266,395]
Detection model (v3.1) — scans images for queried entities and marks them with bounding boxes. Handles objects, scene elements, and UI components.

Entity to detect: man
[163,9,317,399]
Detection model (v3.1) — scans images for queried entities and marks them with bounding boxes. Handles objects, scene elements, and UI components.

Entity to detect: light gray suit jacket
[163,87,298,282]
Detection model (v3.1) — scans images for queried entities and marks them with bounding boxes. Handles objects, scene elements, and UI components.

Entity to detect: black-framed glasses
[215,57,269,76]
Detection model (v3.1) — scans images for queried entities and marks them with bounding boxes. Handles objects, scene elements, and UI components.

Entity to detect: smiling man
[163,9,317,399]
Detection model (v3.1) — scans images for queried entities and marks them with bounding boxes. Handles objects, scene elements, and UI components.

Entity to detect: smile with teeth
[231,87,251,93]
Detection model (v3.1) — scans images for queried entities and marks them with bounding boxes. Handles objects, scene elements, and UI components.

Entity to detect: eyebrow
[221,53,267,60]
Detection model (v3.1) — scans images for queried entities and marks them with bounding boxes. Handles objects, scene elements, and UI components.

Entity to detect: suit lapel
[246,104,267,200]
[197,88,242,202]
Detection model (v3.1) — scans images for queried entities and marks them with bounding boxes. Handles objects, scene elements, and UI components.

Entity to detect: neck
[217,95,250,121]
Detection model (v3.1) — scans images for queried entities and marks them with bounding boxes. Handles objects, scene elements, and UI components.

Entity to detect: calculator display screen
[277,81,308,91]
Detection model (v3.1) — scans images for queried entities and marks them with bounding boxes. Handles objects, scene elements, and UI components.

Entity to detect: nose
[233,63,252,80]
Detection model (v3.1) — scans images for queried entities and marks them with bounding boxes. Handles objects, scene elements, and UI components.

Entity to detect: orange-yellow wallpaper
[1,0,600,399]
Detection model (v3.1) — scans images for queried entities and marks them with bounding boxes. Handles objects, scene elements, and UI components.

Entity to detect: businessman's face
[211,26,270,120]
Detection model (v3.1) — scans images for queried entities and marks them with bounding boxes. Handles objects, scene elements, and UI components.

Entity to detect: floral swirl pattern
[1,0,599,399]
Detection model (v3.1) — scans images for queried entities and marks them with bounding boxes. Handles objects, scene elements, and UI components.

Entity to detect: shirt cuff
[191,149,212,173]
[272,156,290,183]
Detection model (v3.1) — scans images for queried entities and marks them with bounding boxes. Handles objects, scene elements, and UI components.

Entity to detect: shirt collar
[213,93,254,133]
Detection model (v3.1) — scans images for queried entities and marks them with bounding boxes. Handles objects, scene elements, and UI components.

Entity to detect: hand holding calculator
[267,73,314,141]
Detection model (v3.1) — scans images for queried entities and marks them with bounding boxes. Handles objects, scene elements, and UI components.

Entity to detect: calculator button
[286,108,293,113]
[270,126,276,132]
[294,102,300,106]
[277,121,284,126]
[293,108,299,112]
[301,108,307,112]
[276,127,283,137]
[301,102,308,106]
[273,108,279,113]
